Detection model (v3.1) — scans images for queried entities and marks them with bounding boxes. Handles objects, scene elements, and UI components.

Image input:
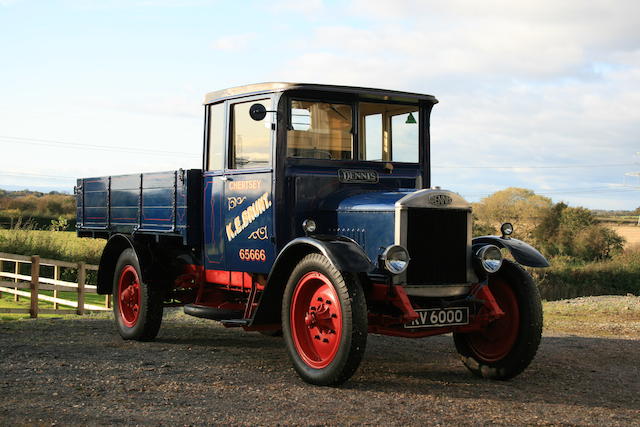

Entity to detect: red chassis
[174,265,505,339]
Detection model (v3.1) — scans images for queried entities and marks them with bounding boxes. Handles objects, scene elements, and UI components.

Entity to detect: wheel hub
[466,277,520,362]
[290,271,343,369]
[117,265,141,328]
[304,300,335,333]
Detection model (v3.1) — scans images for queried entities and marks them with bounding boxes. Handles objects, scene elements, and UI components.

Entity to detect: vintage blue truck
[76,83,549,386]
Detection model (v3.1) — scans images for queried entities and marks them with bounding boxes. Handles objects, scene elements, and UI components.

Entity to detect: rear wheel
[113,248,163,341]
[282,254,367,386]
[453,261,542,380]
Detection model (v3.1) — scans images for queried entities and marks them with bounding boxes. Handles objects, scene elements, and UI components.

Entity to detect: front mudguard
[472,236,550,268]
[251,236,375,326]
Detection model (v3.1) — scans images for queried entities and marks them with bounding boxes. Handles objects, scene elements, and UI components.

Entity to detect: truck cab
[77,83,549,386]
[202,83,432,275]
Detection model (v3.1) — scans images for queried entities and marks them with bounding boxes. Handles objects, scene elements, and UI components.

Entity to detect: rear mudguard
[472,236,550,268]
[251,236,375,325]
[96,234,155,294]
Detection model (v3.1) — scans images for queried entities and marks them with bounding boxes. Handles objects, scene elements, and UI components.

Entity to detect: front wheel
[453,260,543,380]
[112,248,163,341]
[282,254,367,386]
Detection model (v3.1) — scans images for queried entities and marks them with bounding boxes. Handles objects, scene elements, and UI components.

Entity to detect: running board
[183,304,243,320]
[220,319,251,327]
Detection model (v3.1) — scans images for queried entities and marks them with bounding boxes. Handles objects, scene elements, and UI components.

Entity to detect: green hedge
[0,214,77,230]
[0,230,104,264]
[531,250,640,300]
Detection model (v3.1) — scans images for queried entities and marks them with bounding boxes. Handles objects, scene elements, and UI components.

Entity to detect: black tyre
[453,260,543,380]
[282,253,367,386]
[112,248,163,341]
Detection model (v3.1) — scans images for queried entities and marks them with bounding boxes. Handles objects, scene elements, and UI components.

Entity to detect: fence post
[30,256,40,318]
[53,265,60,310]
[77,262,86,315]
[14,261,20,302]
[105,294,111,309]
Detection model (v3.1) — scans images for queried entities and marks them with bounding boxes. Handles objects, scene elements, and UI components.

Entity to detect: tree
[473,188,553,240]
[474,189,625,261]
[532,202,567,255]
[573,226,624,260]
[534,204,624,261]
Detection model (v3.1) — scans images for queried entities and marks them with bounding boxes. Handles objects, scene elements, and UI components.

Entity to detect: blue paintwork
[76,169,201,246]
[324,191,409,211]
[203,171,276,274]
[280,161,419,274]
[332,209,395,266]
[282,162,418,243]
[320,191,411,270]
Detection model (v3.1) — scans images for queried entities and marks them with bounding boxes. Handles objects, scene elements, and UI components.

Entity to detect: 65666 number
[239,249,266,262]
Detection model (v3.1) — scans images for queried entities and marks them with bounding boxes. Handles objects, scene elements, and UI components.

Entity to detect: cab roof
[203,82,438,105]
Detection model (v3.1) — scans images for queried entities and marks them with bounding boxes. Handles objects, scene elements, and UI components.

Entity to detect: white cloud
[73,0,216,8]
[274,1,640,208]
[211,33,257,51]
[301,0,640,81]
[270,0,325,16]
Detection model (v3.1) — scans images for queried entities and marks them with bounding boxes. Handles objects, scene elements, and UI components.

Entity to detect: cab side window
[359,102,419,163]
[230,100,272,169]
[207,102,225,171]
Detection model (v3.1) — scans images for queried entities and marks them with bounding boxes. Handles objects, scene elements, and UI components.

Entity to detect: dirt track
[1,310,639,426]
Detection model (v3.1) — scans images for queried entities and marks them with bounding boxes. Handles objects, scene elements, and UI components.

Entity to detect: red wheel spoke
[467,278,520,362]
[117,265,142,328]
[290,271,343,369]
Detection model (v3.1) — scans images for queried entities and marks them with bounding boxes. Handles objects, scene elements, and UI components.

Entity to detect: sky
[0,0,639,209]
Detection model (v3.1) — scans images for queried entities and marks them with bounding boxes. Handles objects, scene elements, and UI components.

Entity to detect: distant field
[597,216,638,225]
[610,225,640,248]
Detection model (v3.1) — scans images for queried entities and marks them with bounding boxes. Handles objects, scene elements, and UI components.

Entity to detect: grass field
[543,295,640,337]
[0,229,108,319]
[0,291,110,320]
[597,215,638,225]
[532,248,640,300]
[0,229,105,264]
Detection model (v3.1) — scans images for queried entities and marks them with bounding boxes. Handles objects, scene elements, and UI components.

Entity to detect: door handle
[221,176,232,181]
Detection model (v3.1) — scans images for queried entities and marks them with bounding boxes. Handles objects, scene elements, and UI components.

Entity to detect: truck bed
[76,169,201,245]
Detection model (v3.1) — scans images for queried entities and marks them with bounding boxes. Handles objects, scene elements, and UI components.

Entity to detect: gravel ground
[1,300,639,426]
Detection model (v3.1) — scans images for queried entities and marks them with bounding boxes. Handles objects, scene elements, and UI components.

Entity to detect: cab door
[221,96,276,274]
[203,102,227,270]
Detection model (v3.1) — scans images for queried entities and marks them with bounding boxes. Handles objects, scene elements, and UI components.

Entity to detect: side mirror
[249,103,267,121]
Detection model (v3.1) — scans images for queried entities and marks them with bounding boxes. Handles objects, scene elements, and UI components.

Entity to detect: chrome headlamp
[302,219,316,234]
[380,245,410,275]
[475,245,503,273]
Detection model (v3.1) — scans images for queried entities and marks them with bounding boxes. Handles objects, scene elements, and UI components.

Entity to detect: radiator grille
[406,208,469,285]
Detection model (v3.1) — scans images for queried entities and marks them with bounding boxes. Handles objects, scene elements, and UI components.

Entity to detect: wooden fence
[0,252,111,317]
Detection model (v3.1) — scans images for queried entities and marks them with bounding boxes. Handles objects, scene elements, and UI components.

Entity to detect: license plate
[404,307,469,328]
